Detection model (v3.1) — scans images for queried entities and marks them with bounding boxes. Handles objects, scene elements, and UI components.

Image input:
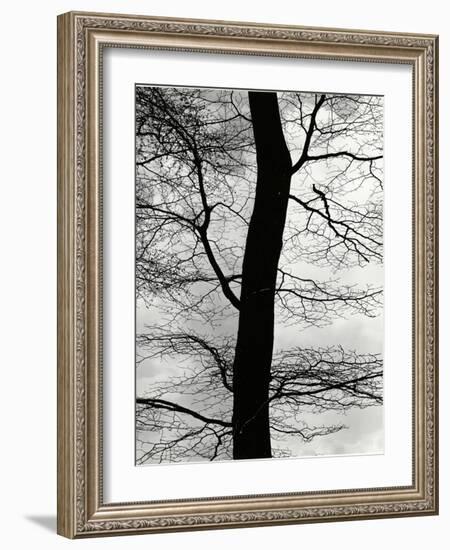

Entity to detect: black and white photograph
[135,85,384,465]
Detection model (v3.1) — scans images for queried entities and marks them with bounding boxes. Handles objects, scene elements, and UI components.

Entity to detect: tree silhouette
[135,86,383,463]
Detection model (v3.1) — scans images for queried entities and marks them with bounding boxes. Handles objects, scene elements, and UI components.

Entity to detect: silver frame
[57,11,439,538]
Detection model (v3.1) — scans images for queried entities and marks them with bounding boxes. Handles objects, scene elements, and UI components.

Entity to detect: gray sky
[136,86,384,464]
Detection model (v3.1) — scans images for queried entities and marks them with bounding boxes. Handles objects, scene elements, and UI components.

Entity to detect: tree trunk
[232,92,292,459]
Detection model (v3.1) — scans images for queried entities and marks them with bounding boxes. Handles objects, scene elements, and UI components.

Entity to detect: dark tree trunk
[232,91,292,459]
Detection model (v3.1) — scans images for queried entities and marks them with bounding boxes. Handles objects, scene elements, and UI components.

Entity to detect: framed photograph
[57,11,439,538]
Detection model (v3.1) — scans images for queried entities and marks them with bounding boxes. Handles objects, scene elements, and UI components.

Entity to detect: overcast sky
[136,86,384,464]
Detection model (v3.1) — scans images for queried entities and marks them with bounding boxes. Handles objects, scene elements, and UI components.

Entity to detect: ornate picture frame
[57,11,438,538]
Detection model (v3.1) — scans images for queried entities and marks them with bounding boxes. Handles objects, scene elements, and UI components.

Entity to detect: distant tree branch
[288,184,382,263]
[137,397,232,427]
[291,93,326,174]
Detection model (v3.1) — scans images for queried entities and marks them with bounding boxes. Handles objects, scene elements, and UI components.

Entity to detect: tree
[135,86,383,464]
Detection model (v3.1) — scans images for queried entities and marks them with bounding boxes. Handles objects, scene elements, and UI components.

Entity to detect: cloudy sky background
[136,264,384,460]
[136,86,384,464]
